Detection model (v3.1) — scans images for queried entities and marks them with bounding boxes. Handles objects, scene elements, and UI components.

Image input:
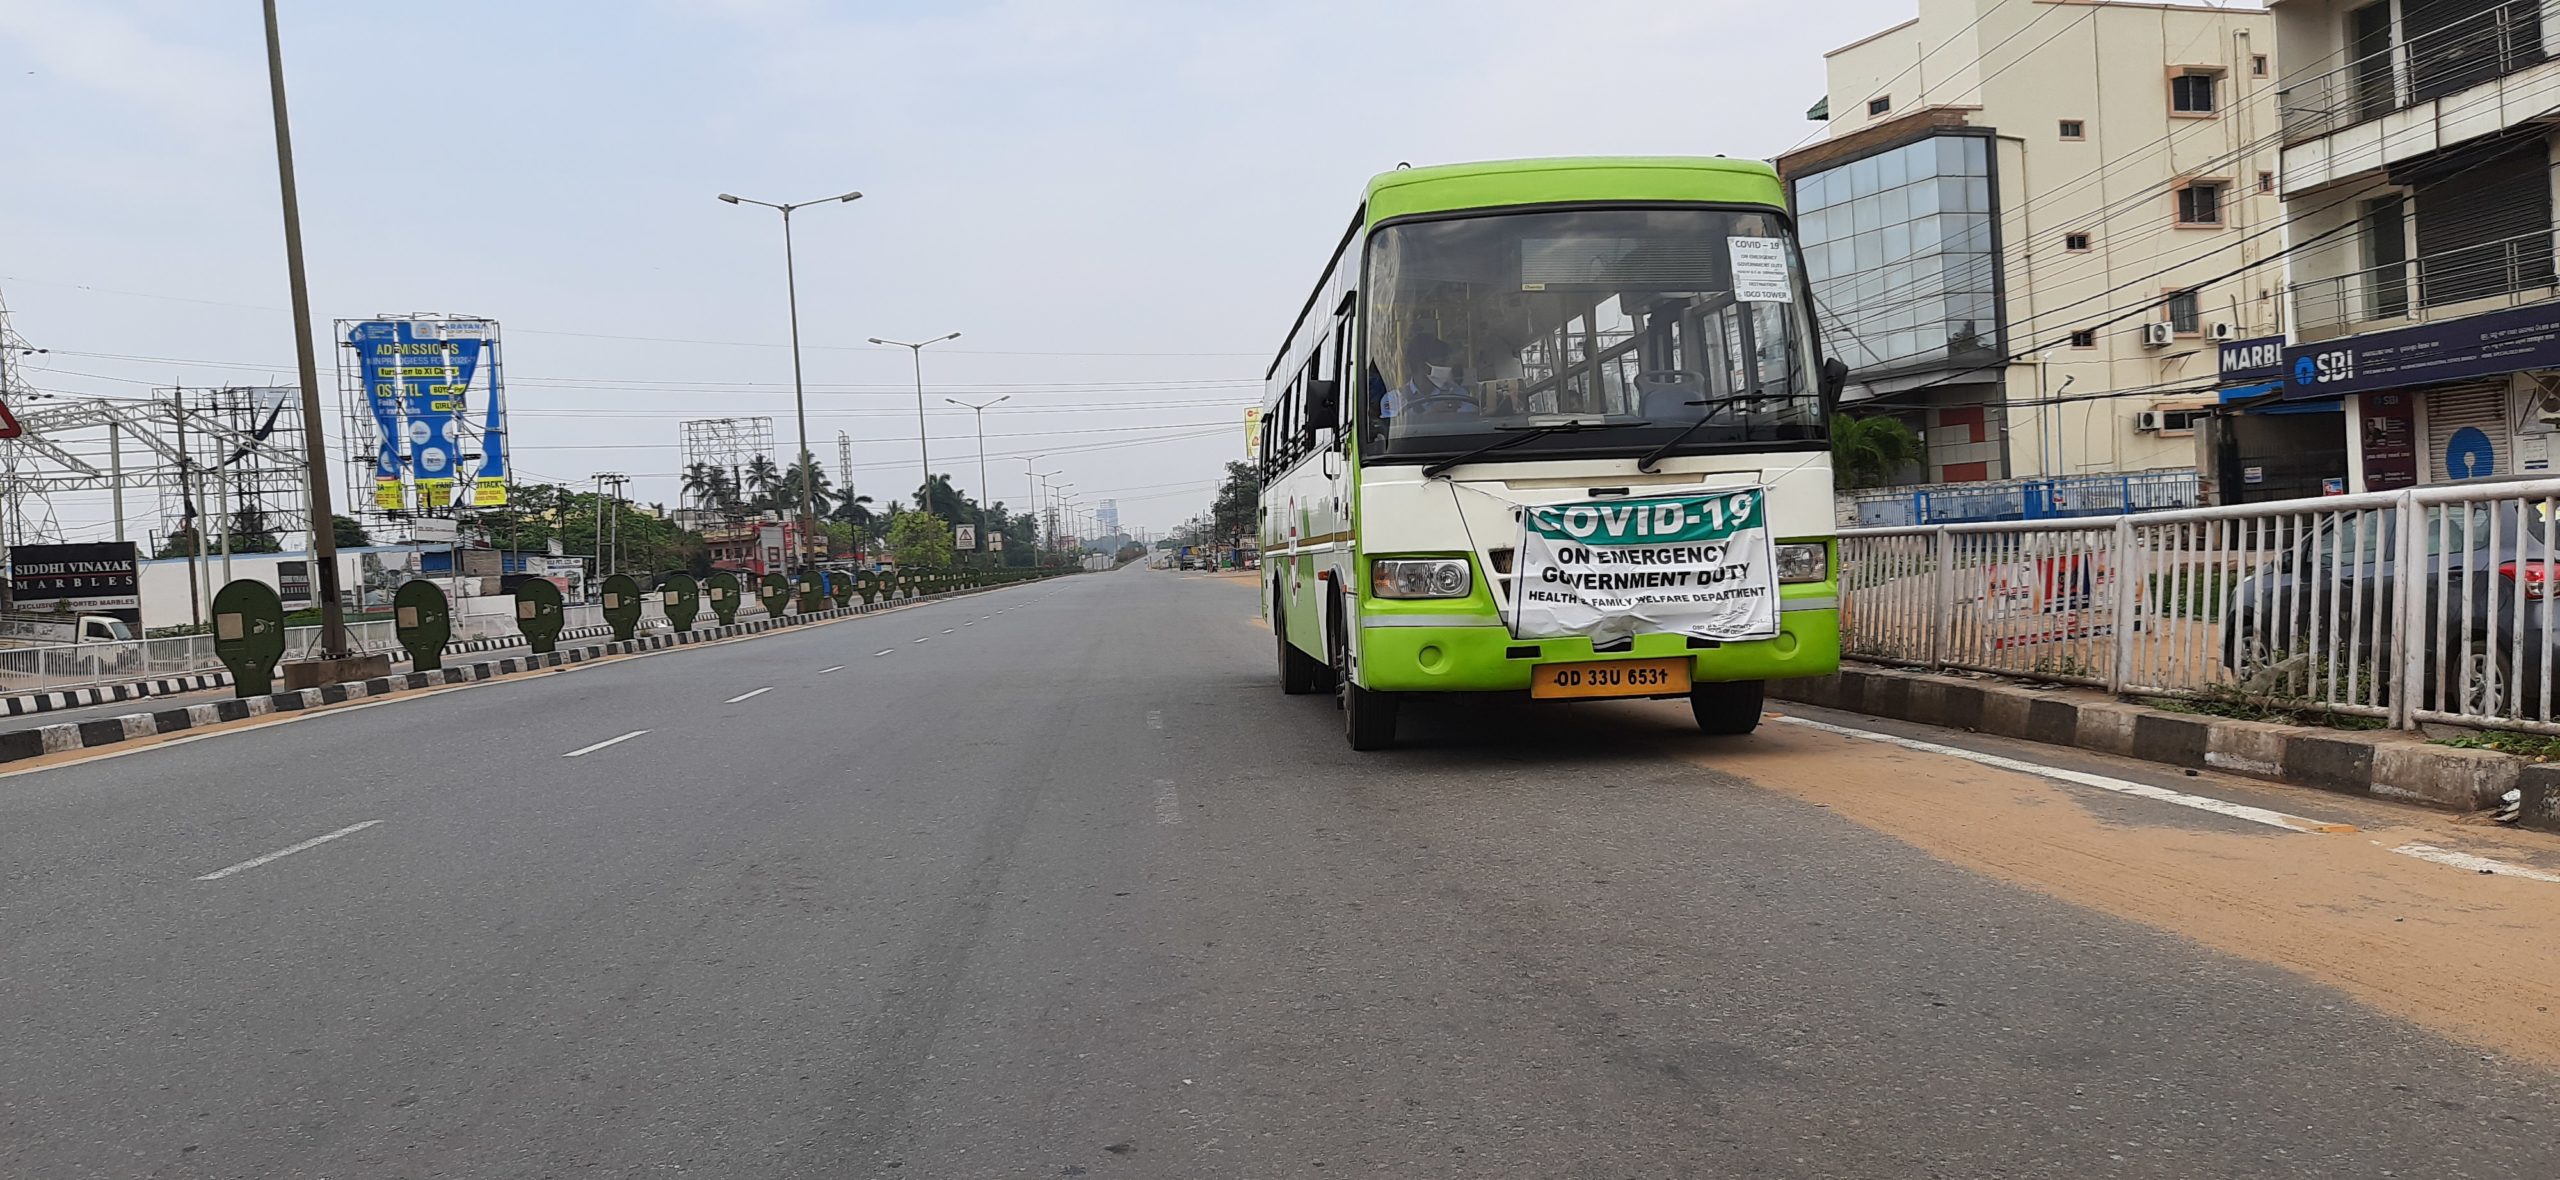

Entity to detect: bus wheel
[1277,602,1321,695]
[1345,681,1400,750]
[1690,680,1766,736]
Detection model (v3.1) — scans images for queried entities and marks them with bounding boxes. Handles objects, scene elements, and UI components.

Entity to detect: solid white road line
[2392,843,2560,884]
[1771,715,2338,834]
[817,665,846,674]
[725,686,775,704]
[1153,779,1181,825]
[873,649,895,657]
[563,729,650,758]
[196,820,383,881]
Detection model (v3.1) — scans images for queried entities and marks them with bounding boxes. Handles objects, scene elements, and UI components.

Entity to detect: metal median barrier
[1841,477,2560,734]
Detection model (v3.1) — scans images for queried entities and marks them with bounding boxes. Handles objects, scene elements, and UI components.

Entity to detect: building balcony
[2288,226,2560,342]
[2279,0,2560,193]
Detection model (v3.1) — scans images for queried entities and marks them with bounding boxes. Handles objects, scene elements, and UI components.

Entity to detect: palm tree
[779,450,833,513]
[680,463,720,510]
[744,454,782,512]
[1831,415,1925,489]
[832,486,875,530]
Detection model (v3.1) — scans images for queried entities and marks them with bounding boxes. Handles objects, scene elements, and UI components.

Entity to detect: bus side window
[1281,376,1301,466]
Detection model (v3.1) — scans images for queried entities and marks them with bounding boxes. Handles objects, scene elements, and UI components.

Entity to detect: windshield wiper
[1635,393,1772,473]
[1421,419,1640,479]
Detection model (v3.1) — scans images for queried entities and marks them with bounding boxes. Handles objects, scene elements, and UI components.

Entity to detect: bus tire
[1277,599,1321,696]
[1344,681,1400,750]
[1690,679,1765,736]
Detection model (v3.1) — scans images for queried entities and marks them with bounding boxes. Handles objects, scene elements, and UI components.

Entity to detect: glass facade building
[1791,132,2001,379]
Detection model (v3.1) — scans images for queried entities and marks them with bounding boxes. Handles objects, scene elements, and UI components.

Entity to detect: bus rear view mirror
[1304,379,1341,438]
[1820,357,1850,414]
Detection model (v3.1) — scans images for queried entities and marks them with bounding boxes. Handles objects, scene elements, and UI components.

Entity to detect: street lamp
[1023,464,1056,558]
[719,188,862,572]
[869,332,961,514]
[945,394,1008,562]
[1051,483,1075,557]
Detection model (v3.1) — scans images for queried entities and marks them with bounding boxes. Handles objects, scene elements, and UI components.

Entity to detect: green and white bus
[1258,157,1846,750]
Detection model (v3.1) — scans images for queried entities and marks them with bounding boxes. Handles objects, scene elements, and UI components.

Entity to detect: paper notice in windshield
[1508,490,1782,645]
[1728,237,1792,303]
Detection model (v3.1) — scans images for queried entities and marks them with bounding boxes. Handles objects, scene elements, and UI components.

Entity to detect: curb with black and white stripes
[0,672,237,718]
[0,625,633,723]
[0,584,1032,766]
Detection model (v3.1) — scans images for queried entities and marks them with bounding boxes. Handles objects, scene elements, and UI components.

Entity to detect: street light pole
[720,189,862,573]
[870,332,961,516]
[1024,465,1056,560]
[945,395,1007,563]
[260,0,348,662]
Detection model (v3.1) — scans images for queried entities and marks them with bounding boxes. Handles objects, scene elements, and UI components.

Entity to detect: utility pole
[175,391,200,629]
[261,0,350,662]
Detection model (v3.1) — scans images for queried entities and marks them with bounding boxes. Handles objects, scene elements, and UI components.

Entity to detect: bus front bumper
[1356,607,1841,694]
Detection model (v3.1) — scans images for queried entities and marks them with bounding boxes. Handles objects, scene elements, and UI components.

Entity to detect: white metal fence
[1841,478,2560,733]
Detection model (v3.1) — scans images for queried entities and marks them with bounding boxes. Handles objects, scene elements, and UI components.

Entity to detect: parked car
[2222,500,2560,716]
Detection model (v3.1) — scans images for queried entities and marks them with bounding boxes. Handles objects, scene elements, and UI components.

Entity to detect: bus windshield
[1362,206,1825,464]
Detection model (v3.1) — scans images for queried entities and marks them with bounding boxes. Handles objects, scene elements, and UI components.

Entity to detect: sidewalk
[1771,664,2560,832]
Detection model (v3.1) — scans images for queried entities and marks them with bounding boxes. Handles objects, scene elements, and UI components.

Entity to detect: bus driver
[1376,333,1478,421]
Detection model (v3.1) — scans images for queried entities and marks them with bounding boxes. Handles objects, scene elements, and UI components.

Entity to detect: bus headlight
[1776,543,1829,584]
[1372,558,1473,599]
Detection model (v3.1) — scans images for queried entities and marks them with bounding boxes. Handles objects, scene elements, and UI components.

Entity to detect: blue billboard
[345,318,508,511]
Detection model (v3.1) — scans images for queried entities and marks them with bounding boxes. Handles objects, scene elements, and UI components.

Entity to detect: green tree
[888,510,957,569]
[777,450,833,518]
[912,473,978,523]
[332,514,372,548]
[226,506,285,553]
[744,454,782,511]
[1209,461,1257,542]
[1831,415,1925,489]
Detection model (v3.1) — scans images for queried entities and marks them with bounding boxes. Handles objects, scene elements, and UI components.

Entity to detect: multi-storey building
[2271,0,2560,491]
[1783,0,2293,491]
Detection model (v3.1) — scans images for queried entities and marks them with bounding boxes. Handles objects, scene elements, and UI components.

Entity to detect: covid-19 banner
[344,317,509,513]
[1507,490,1781,645]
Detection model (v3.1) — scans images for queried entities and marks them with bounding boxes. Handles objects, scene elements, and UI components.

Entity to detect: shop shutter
[2427,379,2511,481]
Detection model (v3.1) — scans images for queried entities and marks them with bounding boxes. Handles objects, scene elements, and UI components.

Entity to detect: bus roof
[1363,156,1785,224]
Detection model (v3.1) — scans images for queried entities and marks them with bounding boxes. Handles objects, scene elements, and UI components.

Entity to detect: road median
[0,584,1024,769]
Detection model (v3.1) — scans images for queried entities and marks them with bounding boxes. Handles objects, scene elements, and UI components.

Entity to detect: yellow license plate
[1530,657,1692,700]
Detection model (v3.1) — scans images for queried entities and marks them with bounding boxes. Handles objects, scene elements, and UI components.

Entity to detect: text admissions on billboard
[344,317,510,514]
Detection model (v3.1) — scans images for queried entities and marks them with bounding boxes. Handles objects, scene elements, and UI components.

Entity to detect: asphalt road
[5,566,2559,1178]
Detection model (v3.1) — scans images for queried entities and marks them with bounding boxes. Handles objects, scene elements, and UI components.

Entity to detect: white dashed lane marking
[563,730,651,758]
[195,820,384,882]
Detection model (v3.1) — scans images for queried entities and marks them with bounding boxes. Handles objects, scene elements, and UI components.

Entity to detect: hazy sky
[0,0,1914,539]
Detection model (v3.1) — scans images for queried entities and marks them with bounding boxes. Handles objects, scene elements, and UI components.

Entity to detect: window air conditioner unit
[2209,322,2237,342]
[2142,322,2177,347]
[2136,410,2164,432]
